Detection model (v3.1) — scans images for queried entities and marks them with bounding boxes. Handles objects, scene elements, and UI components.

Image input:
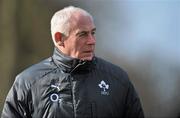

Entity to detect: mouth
[79,50,94,60]
[83,50,93,53]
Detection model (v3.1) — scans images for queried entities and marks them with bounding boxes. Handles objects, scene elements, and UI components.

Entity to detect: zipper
[91,102,97,118]
[69,60,86,118]
[68,74,75,118]
[70,60,86,73]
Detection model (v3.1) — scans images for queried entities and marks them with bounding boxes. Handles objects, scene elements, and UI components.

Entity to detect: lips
[84,50,93,53]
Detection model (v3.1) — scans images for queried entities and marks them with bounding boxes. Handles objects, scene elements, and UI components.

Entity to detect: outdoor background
[0,0,180,117]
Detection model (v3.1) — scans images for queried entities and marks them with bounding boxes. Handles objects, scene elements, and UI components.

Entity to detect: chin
[86,57,93,61]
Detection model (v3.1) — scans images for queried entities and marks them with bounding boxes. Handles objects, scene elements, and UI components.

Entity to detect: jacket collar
[52,47,95,73]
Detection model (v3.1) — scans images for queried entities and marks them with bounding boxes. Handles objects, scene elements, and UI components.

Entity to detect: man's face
[63,13,96,61]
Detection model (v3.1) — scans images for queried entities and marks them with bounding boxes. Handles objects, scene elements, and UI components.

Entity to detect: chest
[30,71,126,117]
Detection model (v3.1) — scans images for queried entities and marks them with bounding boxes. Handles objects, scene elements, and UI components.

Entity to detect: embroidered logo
[98,80,109,95]
[51,84,60,91]
[50,83,61,103]
[50,93,59,102]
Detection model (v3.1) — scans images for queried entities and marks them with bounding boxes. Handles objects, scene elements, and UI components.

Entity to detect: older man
[1,6,144,118]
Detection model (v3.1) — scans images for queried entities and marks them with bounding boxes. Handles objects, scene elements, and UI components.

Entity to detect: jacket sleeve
[124,81,144,118]
[1,75,32,118]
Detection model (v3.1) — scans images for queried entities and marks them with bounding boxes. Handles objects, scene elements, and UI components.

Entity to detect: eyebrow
[92,28,96,31]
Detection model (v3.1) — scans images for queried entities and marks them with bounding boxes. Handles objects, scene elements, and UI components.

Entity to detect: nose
[87,34,96,45]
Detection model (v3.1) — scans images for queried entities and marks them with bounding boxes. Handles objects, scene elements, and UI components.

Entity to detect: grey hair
[50,6,93,44]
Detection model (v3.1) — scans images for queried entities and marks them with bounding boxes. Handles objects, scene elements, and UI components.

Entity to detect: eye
[91,31,96,35]
[78,31,88,37]
[91,28,96,35]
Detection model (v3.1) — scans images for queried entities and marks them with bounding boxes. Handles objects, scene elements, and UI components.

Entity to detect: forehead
[70,12,95,32]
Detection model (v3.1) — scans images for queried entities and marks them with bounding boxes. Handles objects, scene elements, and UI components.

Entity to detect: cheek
[65,40,76,48]
[76,41,86,49]
[65,38,86,52]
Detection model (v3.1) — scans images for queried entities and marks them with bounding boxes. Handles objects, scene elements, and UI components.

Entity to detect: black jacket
[1,48,144,118]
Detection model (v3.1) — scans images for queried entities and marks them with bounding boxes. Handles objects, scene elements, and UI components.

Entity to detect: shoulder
[95,57,127,75]
[14,57,57,89]
[94,57,130,85]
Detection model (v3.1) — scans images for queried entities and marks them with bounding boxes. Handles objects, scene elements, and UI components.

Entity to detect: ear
[54,32,62,43]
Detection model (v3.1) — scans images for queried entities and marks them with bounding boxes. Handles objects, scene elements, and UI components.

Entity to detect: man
[1,6,144,118]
